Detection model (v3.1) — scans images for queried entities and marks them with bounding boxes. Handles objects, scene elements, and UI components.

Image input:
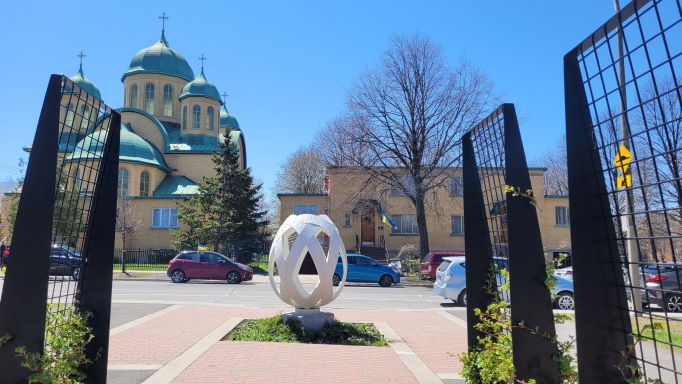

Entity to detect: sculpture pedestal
[282,308,335,331]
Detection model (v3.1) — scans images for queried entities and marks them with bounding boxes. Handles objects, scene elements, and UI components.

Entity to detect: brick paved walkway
[108,304,466,383]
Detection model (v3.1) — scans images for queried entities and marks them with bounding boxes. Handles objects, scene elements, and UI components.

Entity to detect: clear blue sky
[0,1,616,192]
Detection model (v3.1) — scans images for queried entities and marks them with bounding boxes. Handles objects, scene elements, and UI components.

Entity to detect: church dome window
[192,105,201,129]
[129,84,138,108]
[207,106,215,130]
[163,84,173,117]
[66,103,75,126]
[80,104,91,129]
[118,168,129,197]
[144,83,155,114]
[182,106,187,130]
[140,171,150,197]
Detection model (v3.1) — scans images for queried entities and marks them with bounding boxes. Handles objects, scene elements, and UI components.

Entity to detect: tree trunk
[414,189,430,256]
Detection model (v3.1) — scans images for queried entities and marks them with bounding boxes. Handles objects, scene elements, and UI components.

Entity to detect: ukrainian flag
[382,213,398,230]
[197,243,208,251]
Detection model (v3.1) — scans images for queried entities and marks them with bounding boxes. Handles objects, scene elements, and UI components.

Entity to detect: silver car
[432,256,576,310]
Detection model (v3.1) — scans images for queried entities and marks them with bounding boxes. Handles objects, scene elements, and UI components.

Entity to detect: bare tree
[115,198,142,260]
[534,135,568,196]
[275,146,325,194]
[324,35,493,254]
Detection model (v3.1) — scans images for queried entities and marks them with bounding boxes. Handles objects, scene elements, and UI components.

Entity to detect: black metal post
[78,112,120,383]
[0,75,61,382]
[503,104,560,383]
[565,52,633,383]
[462,132,497,348]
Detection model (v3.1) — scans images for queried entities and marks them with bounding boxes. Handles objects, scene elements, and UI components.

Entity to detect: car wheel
[555,292,575,310]
[227,271,241,284]
[379,274,393,287]
[665,294,682,313]
[332,273,341,287]
[458,289,467,306]
[170,270,186,283]
[71,267,81,280]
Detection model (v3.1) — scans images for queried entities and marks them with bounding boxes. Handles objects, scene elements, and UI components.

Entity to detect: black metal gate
[0,75,120,383]
[565,0,682,382]
[462,103,560,383]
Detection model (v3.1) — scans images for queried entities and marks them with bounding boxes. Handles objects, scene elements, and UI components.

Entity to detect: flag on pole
[382,213,398,230]
[197,243,208,251]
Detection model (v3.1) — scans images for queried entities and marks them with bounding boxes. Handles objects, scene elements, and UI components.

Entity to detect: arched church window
[144,83,155,114]
[182,106,187,130]
[80,104,90,129]
[207,106,215,130]
[163,85,173,117]
[129,84,138,108]
[140,171,150,197]
[66,103,75,126]
[118,168,129,197]
[192,105,201,129]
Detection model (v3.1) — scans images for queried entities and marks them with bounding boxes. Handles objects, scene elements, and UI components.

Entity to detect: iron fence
[565,0,682,382]
[462,103,560,382]
[0,75,120,382]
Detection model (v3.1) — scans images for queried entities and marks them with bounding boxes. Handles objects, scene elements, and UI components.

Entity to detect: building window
[163,84,173,117]
[140,171,150,197]
[117,168,129,197]
[182,106,187,129]
[66,103,75,126]
[451,174,463,196]
[451,215,464,235]
[128,84,138,108]
[555,206,570,226]
[192,105,201,129]
[293,204,318,215]
[207,106,215,130]
[390,175,416,196]
[152,207,178,228]
[391,214,418,235]
[80,104,90,129]
[344,212,352,227]
[144,83,155,114]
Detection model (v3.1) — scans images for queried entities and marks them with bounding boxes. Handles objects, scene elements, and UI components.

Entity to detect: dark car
[49,245,82,279]
[420,252,465,280]
[167,251,253,284]
[645,265,682,312]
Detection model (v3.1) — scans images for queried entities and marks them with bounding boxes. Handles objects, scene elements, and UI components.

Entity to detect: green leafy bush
[15,306,94,384]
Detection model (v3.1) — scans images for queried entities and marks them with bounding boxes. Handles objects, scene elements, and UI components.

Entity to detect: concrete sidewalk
[107,304,466,384]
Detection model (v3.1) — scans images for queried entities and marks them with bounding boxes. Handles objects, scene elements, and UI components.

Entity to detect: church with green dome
[61,26,247,249]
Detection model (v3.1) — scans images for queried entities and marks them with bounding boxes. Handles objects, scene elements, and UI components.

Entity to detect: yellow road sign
[614,143,632,174]
[617,174,632,189]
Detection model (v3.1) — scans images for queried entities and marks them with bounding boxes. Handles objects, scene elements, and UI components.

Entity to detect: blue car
[334,253,400,287]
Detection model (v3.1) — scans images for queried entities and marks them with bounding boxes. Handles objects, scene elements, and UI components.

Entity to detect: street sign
[614,143,632,189]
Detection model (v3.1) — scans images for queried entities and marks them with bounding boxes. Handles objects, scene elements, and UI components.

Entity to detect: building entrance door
[361,207,376,246]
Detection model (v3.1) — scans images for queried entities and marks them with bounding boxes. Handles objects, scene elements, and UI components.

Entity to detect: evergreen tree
[173,130,266,256]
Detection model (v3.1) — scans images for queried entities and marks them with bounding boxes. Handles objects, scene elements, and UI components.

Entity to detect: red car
[420,252,465,280]
[167,251,253,284]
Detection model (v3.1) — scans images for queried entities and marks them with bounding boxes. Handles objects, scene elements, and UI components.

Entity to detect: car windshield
[421,254,432,263]
[438,260,452,272]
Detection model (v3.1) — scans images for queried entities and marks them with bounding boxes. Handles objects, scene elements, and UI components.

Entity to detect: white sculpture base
[281,308,335,332]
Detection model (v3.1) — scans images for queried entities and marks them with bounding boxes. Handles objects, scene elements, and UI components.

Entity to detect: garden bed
[223,315,388,347]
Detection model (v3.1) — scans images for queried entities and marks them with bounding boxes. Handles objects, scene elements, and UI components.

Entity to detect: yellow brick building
[278,167,571,260]
[2,27,247,250]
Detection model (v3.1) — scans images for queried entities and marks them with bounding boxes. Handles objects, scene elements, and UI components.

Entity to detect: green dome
[121,32,194,82]
[67,124,171,172]
[179,69,222,103]
[219,105,240,131]
[69,65,102,100]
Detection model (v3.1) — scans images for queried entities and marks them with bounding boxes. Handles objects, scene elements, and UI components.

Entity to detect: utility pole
[613,0,642,313]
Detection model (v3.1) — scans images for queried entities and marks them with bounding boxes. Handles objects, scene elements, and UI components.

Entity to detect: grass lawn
[224,315,388,347]
[113,263,168,271]
[402,273,432,286]
[635,317,682,347]
[248,259,269,275]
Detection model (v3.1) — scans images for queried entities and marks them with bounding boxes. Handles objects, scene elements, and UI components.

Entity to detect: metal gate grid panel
[565,0,682,382]
[463,104,560,382]
[0,75,120,383]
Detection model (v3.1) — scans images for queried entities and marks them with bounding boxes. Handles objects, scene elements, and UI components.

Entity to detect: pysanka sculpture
[268,214,347,329]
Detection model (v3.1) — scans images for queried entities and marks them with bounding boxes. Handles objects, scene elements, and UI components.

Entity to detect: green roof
[66,124,171,172]
[219,105,240,131]
[122,31,194,82]
[179,69,222,103]
[69,64,102,100]
[154,175,198,196]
